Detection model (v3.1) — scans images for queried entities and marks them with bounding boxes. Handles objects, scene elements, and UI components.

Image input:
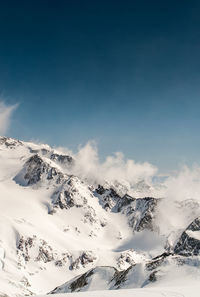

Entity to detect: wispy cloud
[0,101,18,135]
[57,141,200,235]
[57,141,158,187]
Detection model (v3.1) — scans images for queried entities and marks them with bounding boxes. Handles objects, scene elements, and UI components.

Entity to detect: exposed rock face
[174,217,200,256]
[50,253,191,294]
[52,176,88,209]
[17,236,36,263]
[48,260,162,294]
[29,147,50,155]
[145,252,171,271]
[115,194,135,211]
[14,150,160,234]
[2,136,200,297]
[28,146,74,167]
[51,177,107,229]
[14,154,65,186]
[17,236,54,267]
[116,249,145,270]
[68,270,95,292]
[94,185,120,211]
[69,251,97,270]
[49,266,117,294]
[112,265,133,289]
[116,196,159,232]
[117,250,136,269]
[95,185,160,232]
[14,155,108,230]
[16,235,72,270]
[0,136,23,148]
[50,153,74,166]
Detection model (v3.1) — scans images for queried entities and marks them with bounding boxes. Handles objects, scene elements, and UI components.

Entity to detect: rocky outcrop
[69,251,97,270]
[13,147,160,234]
[28,146,74,167]
[17,236,54,266]
[0,136,23,148]
[94,185,120,211]
[50,253,188,294]
[48,260,159,294]
[51,176,88,209]
[3,136,200,297]
[95,185,160,232]
[14,154,66,186]
[116,249,145,270]
[50,153,74,166]
[174,217,200,256]
[16,235,72,270]
[49,266,117,294]
[145,252,171,271]
[116,196,160,232]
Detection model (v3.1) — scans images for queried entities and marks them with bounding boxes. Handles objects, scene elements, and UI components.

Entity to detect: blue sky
[1,0,200,171]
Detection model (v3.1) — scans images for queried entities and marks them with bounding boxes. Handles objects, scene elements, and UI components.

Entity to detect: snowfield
[39,286,200,297]
[0,136,200,296]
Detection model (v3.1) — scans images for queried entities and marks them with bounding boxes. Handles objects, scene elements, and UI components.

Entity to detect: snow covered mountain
[0,136,200,297]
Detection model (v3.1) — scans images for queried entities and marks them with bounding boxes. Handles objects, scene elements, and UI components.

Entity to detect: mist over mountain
[0,136,200,297]
[1,0,200,296]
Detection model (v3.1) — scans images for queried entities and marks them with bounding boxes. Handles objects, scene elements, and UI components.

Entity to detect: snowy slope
[0,136,200,297]
[42,286,200,297]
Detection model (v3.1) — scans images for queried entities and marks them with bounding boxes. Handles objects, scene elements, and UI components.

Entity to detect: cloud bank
[163,165,200,201]
[0,102,18,135]
[57,142,200,201]
[155,165,200,239]
[57,142,200,237]
[57,141,158,193]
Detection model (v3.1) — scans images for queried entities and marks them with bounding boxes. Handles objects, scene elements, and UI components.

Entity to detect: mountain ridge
[0,136,200,296]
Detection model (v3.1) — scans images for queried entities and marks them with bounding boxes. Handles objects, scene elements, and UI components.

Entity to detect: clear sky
[1,0,200,171]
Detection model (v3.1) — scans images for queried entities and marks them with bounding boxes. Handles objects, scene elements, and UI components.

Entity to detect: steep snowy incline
[0,137,157,296]
[40,286,200,297]
[1,137,200,297]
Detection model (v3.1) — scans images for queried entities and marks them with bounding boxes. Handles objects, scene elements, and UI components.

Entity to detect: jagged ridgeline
[1,136,200,296]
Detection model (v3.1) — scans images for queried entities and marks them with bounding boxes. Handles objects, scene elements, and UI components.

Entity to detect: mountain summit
[0,137,200,296]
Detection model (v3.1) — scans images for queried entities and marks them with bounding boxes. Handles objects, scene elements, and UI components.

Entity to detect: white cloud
[57,141,158,189]
[57,142,200,237]
[163,165,200,201]
[0,102,18,135]
[155,165,200,238]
